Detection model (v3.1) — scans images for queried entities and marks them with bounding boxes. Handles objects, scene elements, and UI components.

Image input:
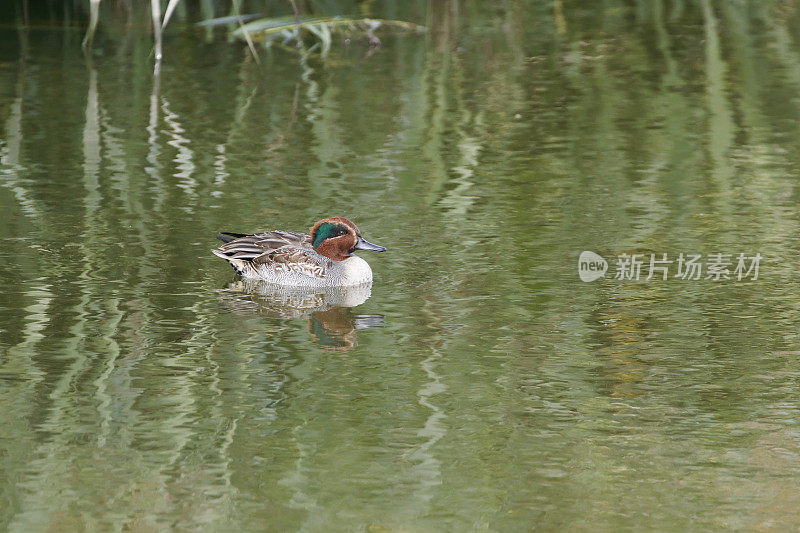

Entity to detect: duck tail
[211,248,246,275]
[216,232,248,243]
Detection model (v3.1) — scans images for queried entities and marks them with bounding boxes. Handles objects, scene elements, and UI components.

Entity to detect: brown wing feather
[216,230,310,258]
[254,231,310,249]
[214,230,324,277]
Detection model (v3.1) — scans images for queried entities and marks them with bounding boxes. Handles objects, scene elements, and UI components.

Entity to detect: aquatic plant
[226,15,426,55]
[79,1,425,70]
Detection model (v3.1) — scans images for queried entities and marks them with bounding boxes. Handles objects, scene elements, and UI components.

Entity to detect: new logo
[578,251,607,282]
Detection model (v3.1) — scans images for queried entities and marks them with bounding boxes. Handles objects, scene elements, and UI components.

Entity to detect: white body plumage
[218,253,374,287]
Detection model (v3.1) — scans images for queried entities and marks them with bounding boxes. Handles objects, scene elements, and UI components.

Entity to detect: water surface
[2,1,800,530]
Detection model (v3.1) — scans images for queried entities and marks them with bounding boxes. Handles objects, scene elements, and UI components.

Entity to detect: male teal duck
[212,217,386,287]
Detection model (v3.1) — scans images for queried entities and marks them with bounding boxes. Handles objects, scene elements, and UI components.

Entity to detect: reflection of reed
[82,59,122,451]
[146,68,165,211]
[424,0,488,233]
[0,287,51,531]
[299,48,354,208]
[0,34,61,530]
[0,35,43,222]
[407,347,446,501]
[82,61,101,213]
[3,46,250,529]
[0,94,39,219]
[438,102,484,223]
[162,96,198,198]
[702,0,735,202]
[720,2,800,279]
[421,1,452,204]
[0,284,50,409]
[214,79,258,191]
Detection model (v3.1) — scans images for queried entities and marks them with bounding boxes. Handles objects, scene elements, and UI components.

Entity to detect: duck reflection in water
[217,280,383,351]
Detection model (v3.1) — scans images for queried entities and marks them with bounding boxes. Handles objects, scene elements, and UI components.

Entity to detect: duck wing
[214,230,326,278]
[215,230,311,259]
[256,245,328,278]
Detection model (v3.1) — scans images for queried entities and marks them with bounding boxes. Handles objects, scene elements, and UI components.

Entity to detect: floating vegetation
[226,15,427,54]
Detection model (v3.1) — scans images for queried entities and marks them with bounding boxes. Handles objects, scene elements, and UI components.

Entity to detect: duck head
[310,217,386,262]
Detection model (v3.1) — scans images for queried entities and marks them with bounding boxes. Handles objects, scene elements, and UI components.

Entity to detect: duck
[212,217,386,287]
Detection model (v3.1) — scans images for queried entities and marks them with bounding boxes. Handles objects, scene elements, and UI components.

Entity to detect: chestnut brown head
[310,217,386,262]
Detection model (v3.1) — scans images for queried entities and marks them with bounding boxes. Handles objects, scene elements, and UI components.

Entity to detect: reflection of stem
[0,49,50,452]
[423,0,460,203]
[0,285,52,532]
[406,294,448,509]
[83,62,101,215]
[146,69,163,211]
[702,0,734,184]
[200,0,215,41]
[654,0,679,88]
[300,44,351,203]
[439,53,483,222]
[0,40,49,434]
[763,7,800,91]
[82,60,126,449]
[554,0,567,35]
[421,51,448,203]
[162,96,198,198]
[215,67,259,191]
[291,82,300,122]
[407,347,446,501]
[10,56,110,526]
[0,29,42,221]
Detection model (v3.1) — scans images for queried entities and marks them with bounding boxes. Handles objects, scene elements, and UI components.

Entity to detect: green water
[3,1,800,530]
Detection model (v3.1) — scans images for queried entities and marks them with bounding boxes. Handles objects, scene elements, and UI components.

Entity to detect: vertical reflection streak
[702,0,735,194]
[146,73,164,212]
[2,285,53,531]
[407,346,446,504]
[0,39,42,222]
[162,97,198,198]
